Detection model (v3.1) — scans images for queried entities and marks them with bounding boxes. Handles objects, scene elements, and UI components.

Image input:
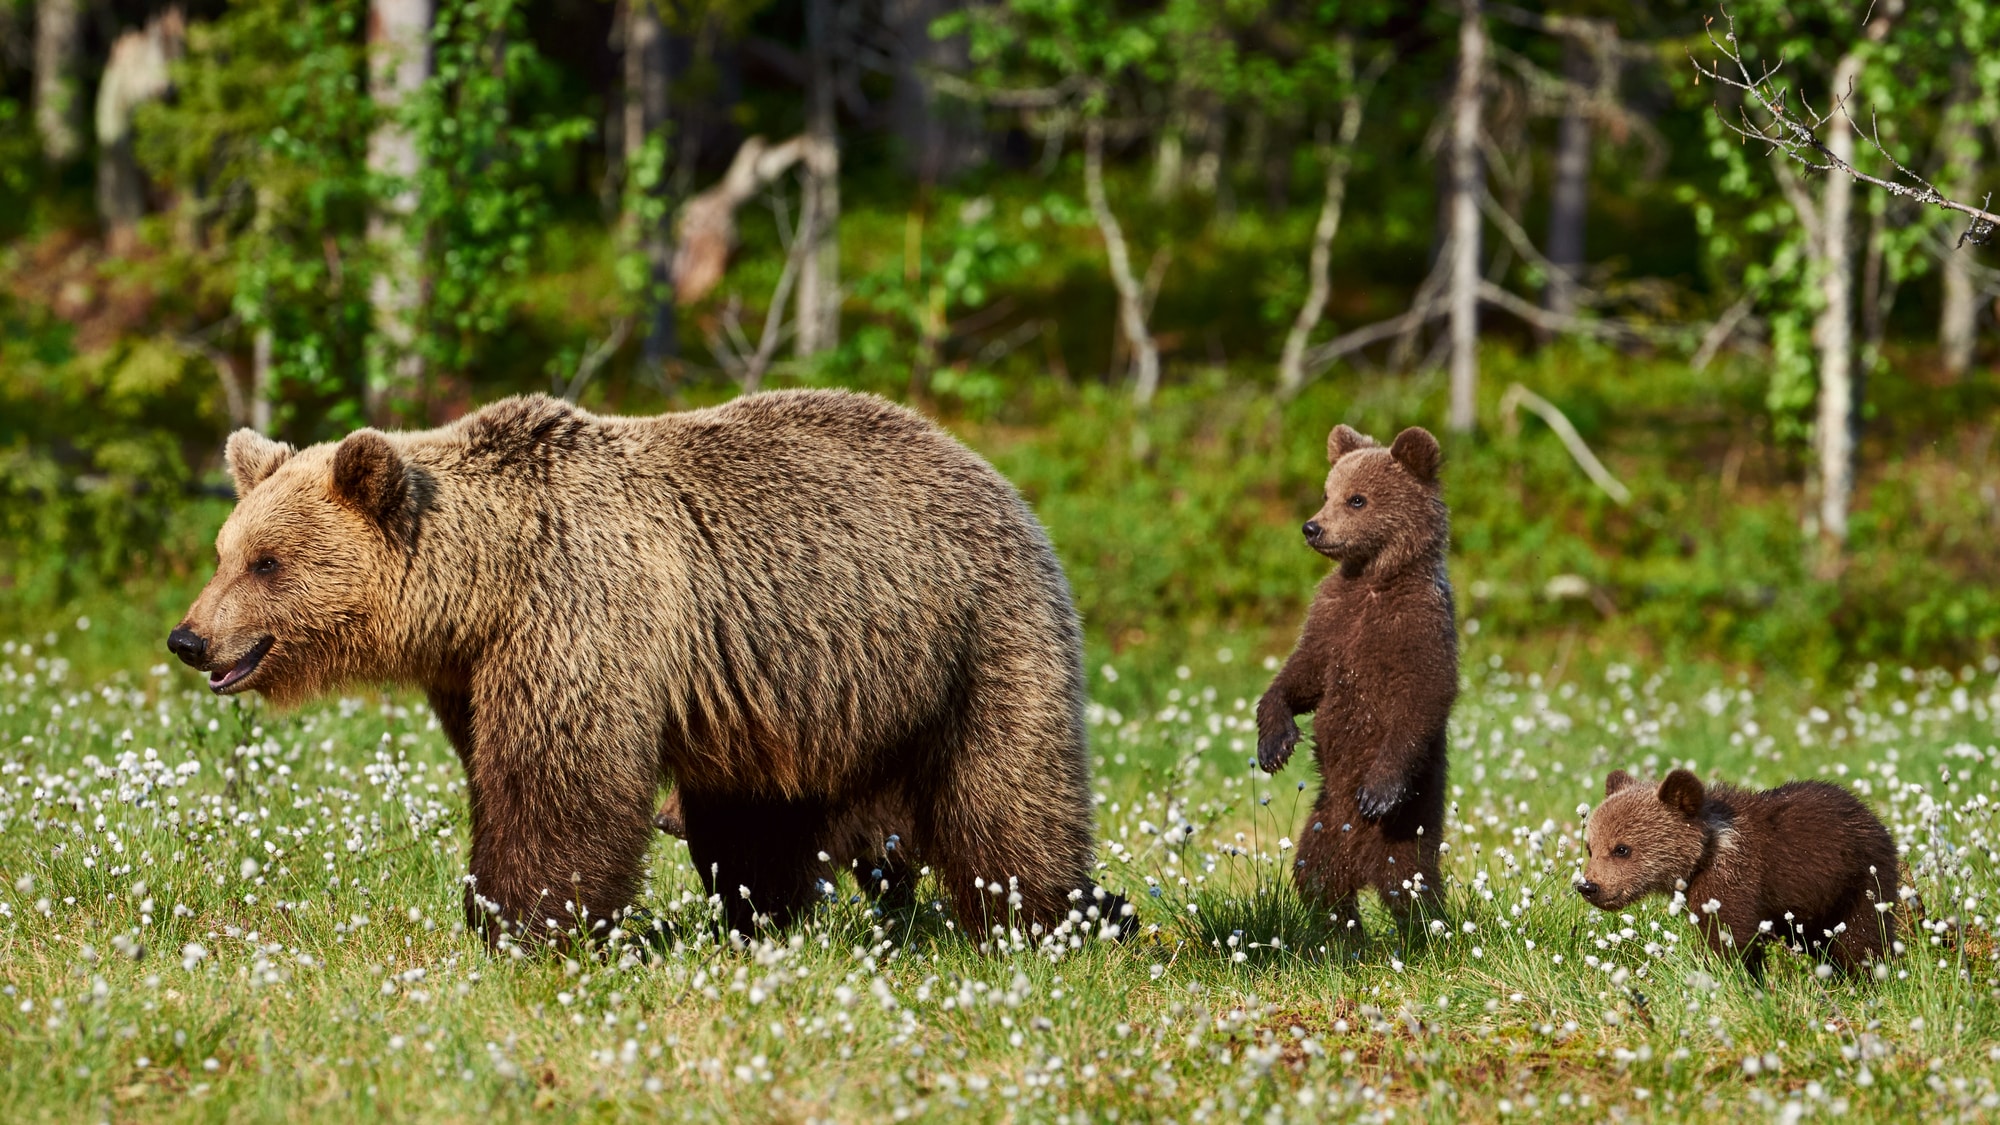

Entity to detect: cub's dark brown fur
[171,390,1106,944]
[1256,424,1457,921]
[1581,769,1899,978]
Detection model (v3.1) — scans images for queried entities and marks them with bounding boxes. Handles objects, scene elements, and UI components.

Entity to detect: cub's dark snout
[167,625,209,668]
[1575,879,1602,903]
[1302,520,1322,542]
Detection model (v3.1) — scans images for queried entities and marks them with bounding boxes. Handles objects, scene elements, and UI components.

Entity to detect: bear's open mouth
[209,636,273,693]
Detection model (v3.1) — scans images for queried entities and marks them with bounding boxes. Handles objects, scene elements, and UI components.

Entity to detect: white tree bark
[95,10,186,253]
[1277,64,1366,396]
[364,0,434,422]
[1812,48,1864,549]
[1084,121,1160,407]
[1446,0,1486,434]
[33,0,83,163]
[795,0,841,357]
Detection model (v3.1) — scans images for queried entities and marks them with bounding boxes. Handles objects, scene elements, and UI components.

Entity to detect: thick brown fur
[171,391,1102,944]
[1255,424,1457,922]
[1581,769,1899,978]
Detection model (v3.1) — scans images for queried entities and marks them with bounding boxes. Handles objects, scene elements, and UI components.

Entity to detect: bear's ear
[224,429,294,498]
[1328,424,1372,464]
[331,430,409,525]
[1604,769,1636,797]
[1658,769,1705,818]
[1390,427,1441,483]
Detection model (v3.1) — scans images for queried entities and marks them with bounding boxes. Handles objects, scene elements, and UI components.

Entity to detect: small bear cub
[1581,769,1899,978]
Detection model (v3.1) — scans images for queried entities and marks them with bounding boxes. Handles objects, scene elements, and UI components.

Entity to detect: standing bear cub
[1581,769,1899,978]
[168,390,1108,944]
[1257,424,1457,923]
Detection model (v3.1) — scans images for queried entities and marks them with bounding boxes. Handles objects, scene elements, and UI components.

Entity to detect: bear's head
[167,427,419,705]
[1577,769,1710,911]
[1302,424,1446,574]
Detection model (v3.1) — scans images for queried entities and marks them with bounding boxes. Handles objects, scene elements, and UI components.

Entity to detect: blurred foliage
[1,0,1998,673]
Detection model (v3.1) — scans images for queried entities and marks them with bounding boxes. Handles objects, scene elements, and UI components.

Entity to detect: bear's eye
[1347,494,1367,509]
[252,556,279,576]
[1611,844,1630,858]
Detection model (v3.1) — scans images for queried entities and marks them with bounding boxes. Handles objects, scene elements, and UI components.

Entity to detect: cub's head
[167,428,417,705]
[1578,769,1710,911]
[1302,424,1445,571]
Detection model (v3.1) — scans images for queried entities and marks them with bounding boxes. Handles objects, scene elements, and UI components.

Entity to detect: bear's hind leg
[1294,789,1366,927]
[1828,893,1892,973]
[919,674,1097,943]
[680,791,836,936]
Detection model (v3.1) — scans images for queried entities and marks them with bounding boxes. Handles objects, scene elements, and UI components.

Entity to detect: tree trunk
[1084,121,1159,407]
[622,0,677,368]
[887,0,971,185]
[794,0,840,358]
[364,0,434,424]
[1278,55,1365,396]
[95,11,186,254]
[1446,0,1485,434]
[33,0,83,163]
[1543,35,1592,325]
[1938,92,1980,376]
[1813,48,1863,552]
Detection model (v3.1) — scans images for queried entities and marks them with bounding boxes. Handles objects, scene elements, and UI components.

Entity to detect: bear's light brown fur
[171,391,1105,943]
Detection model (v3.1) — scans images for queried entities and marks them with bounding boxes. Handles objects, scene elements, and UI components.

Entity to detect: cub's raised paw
[1355,779,1408,820]
[1257,722,1301,774]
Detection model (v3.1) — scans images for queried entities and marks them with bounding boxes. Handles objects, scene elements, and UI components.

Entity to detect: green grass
[1,600,1998,1123]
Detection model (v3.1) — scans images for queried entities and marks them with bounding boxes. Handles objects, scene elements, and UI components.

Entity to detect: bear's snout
[1575,878,1603,904]
[167,625,209,668]
[1303,520,1322,542]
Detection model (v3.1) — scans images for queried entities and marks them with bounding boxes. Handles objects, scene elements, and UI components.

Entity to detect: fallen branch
[1300,297,1446,377]
[1499,382,1632,505]
[1690,287,1761,371]
[671,134,829,305]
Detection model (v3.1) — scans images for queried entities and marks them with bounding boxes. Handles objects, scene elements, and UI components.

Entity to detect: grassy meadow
[1,579,1998,1122]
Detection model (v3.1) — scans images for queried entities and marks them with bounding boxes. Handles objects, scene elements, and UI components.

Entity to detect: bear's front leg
[1255,691,1303,774]
[462,679,660,947]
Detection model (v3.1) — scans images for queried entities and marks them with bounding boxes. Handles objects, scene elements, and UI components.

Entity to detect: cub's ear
[1658,769,1705,818]
[1328,424,1372,463]
[331,430,409,525]
[224,429,294,498]
[1604,769,1636,797]
[1390,427,1442,483]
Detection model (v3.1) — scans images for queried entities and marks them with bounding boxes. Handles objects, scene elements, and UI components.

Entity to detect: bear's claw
[1257,724,1300,774]
[1355,780,1407,820]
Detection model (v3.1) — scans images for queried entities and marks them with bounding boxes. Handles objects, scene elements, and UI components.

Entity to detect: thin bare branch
[1689,6,1999,244]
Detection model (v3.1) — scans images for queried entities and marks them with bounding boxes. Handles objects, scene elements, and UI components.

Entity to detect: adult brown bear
[168,391,1108,944]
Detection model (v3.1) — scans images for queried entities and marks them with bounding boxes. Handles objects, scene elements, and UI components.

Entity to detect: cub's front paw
[1257,721,1300,774]
[1355,779,1408,820]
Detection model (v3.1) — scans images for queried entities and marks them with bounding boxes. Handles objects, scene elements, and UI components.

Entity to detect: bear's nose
[1575,880,1601,901]
[1302,521,1322,541]
[167,626,209,668]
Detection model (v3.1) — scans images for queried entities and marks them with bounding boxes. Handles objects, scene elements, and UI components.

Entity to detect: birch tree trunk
[1812,48,1864,551]
[364,0,434,423]
[794,0,840,357]
[1938,93,1980,376]
[1277,55,1365,396]
[1446,0,1486,434]
[623,0,677,367]
[1543,35,1591,324]
[33,0,83,163]
[1084,121,1159,407]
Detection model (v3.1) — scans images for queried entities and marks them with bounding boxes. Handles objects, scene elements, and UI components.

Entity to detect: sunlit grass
[1,611,1997,1122]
